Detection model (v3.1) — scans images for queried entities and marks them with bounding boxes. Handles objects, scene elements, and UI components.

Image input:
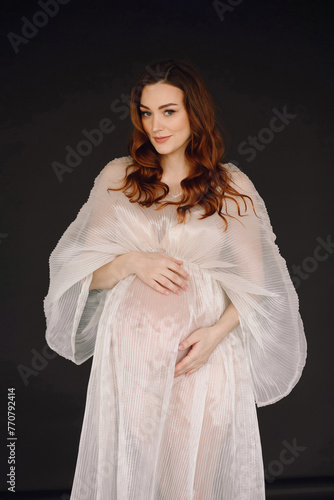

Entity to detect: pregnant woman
[44,59,307,499]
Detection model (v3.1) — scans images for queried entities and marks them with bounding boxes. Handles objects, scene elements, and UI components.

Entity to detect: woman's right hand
[127,251,190,296]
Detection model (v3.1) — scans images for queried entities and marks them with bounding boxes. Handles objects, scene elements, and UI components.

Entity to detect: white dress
[43,156,307,499]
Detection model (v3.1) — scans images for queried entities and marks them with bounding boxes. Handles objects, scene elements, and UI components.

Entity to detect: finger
[163,253,183,264]
[174,360,190,375]
[175,362,197,377]
[158,271,187,295]
[186,367,200,376]
[179,336,199,350]
[165,263,191,283]
[151,279,172,296]
[163,255,190,279]
[155,252,189,280]
[174,356,195,376]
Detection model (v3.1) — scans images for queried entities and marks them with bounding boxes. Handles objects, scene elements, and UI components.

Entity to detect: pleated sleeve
[43,157,130,365]
[216,164,307,407]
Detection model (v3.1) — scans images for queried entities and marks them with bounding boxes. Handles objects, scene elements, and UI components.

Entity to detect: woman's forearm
[89,252,137,291]
[209,301,240,342]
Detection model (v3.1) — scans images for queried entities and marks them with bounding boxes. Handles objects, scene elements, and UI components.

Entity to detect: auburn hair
[108,58,257,231]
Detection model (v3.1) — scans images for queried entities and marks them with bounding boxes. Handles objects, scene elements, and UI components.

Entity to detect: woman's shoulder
[220,161,256,195]
[219,161,241,175]
[96,155,134,187]
[103,155,134,174]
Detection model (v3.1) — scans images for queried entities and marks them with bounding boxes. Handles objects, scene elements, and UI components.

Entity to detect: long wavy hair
[108,58,257,231]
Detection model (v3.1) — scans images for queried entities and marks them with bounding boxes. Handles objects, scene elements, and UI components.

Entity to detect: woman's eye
[140,110,175,117]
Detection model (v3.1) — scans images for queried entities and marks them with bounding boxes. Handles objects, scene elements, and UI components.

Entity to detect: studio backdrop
[1,0,333,498]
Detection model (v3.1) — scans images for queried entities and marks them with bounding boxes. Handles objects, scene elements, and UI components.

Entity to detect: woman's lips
[154,136,171,143]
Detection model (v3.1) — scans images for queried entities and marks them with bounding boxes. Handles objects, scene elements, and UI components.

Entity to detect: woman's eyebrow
[139,103,179,110]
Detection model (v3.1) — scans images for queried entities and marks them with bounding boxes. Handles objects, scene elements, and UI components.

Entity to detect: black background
[1,0,334,497]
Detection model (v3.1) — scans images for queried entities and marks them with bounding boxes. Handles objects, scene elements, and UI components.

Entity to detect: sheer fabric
[44,156,307,499]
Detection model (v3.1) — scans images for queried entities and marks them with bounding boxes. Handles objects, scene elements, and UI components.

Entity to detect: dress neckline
[166,191,182,198]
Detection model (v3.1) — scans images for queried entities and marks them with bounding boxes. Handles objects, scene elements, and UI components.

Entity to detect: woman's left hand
[174,326,227,378]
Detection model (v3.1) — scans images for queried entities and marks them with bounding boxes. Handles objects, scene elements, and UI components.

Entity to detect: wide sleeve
[214,164,307,407]
[43,156,131,365]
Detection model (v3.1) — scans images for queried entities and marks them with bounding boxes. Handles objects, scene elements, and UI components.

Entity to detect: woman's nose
[152,115,164,132]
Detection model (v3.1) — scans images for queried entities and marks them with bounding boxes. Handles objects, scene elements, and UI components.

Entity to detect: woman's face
[139,82,192,158]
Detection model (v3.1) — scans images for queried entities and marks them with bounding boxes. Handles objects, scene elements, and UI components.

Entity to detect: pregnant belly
[113,262,229,369]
